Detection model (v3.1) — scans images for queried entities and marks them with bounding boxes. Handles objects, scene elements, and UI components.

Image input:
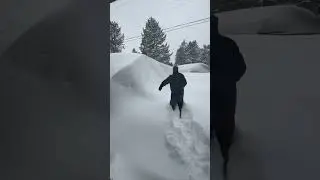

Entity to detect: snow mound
[111,53,172,97]
[178,63,209,73]
[110,53,143,78]
[217,5,320,35]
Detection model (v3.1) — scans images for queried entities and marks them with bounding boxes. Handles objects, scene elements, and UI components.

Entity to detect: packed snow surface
[110,53,210,180]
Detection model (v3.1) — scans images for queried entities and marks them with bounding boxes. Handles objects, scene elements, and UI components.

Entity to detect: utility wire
[124,17,210,41]
[163,17,210,31]
[124,19,209,42]
[124,17,210,42]
[124,20,209,43]
[165,19,209,33]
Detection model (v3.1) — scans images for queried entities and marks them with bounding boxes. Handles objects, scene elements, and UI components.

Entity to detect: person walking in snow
[211,14,247,178]
[158,65,187,118]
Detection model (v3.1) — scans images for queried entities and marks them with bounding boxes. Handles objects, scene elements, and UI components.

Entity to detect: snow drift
[111,53,171,97]
[178,63,210,73]
[217,5,320,35]
[110,53,210,180]
[110,53,145,78]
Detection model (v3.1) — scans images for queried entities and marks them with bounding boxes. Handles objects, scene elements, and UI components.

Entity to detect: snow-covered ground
[110,35,320,180]
[110,5,320,180]
[110,53,210,180]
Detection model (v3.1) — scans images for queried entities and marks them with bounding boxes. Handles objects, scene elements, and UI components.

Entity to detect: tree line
[175,40,210,66]
[110,17,210,66]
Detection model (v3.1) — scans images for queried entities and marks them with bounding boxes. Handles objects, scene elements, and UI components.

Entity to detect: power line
[165,19,210,33]
[124,17,210,41]
[163,17,210,31]
[124,20,209,43]
[124,19,209,42]
[124,17,210,42]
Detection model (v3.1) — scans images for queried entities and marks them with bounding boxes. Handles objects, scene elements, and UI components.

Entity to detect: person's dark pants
[211,83,237,168]
[170,90,184,117]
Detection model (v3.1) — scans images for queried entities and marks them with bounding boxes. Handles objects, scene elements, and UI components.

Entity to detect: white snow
[178,63,210,73]
[110,53,143,78]
[110,6,320,180]
[110,53,210,180]
[217,5,320,35]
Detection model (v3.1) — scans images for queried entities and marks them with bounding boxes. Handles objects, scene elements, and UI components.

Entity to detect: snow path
[165,105,210,179]
[110,54,210,180]
[111,94,210,180]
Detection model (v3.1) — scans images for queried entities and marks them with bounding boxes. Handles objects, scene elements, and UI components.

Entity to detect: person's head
[173,65,179,74]
[212,14,219,36]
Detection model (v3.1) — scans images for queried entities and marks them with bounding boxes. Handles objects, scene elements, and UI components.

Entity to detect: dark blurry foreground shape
[0,0,109,179]
[211,14,247,179]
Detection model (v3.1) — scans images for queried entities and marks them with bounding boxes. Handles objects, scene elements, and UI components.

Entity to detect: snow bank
[217,5,320,35]
[111,53,172,97]
[178,63,210,73]
[110,53,210,180]
[110,53,143,77]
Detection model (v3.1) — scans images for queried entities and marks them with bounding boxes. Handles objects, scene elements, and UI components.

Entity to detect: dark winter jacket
[159,72,187,94]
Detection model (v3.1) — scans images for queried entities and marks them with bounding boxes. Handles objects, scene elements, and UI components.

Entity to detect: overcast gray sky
[110,0,210,62]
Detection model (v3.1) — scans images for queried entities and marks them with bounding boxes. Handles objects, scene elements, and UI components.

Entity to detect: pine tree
[175,40,188,65]
[132,48,138,53]
[139,17,172,65]
[185,40,201,64]
[110,21,125,53]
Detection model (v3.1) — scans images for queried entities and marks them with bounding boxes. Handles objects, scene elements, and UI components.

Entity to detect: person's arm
[159,76,171,91]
